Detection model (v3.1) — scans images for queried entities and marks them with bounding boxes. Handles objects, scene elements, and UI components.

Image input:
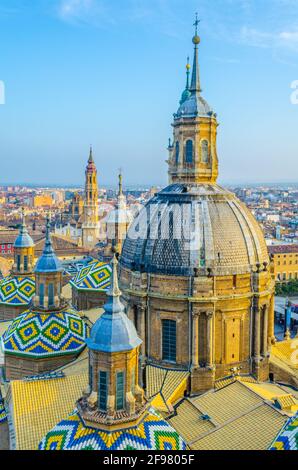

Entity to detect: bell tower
[82,146,100,249]
[168,14,219,185]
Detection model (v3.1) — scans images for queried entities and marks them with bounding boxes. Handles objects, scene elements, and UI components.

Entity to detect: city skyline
[1,0,298,186]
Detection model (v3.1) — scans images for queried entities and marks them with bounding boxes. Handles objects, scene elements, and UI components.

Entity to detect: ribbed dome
[176,94,213,118]
[120,184,269,277]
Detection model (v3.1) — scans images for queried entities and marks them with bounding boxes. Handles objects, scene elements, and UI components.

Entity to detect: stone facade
[120,264,274,393]
[82,148,100,249]
[72,288,107,311]
[4,352,79,381]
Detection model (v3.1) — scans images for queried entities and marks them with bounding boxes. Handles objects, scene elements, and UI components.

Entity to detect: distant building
[0,214,35,320]
[269,245,298,282]
[33,195,53,208]
[81,147,100,249]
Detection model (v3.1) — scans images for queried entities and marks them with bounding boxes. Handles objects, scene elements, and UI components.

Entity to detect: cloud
[57,0,107,24]
[240,26,298,51]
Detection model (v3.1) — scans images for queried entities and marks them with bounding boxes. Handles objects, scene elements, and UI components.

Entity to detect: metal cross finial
[194,12,200,35]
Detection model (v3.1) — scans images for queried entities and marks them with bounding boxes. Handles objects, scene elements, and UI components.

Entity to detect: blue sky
[0,0,298,187]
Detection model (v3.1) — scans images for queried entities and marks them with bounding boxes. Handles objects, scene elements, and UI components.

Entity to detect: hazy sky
[0,0,298,187]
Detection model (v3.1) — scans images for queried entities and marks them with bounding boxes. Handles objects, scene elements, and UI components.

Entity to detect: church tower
[168,15,219,185]
[82,147,100,249]
[13,209,35,275]
[108,172,131,255]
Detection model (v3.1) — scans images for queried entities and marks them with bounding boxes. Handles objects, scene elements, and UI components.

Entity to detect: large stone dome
[121,183,269,277]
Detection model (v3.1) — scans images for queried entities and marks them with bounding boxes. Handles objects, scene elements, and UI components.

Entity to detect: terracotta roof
[35,234,86,256]
[268,245,298,255]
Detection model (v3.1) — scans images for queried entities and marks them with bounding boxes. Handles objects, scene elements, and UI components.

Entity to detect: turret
[33,217,63,310]
[168,14,219,185]
[78,255,146,430]
[13,209,35,275]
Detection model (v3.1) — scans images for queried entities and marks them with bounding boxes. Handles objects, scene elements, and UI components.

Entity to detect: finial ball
[192,35,201,45]
[186,63,191,70]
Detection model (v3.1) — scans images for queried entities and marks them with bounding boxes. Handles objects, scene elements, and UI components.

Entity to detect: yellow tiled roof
[146,365,167,399]
[191,381,263,425]
[272,339,298,370]
[243,382,298,411]
[10,373,88,450]
[169,399,215,442]
[192,404,287,450]
[215,375,257,390]
[0,321,12,338]
[53,348,89,377]
[79,307,104,325]
[168,380,288,450]
[145,365,189,413]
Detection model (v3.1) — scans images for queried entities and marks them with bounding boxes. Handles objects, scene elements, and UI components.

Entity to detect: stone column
[268,297,276,344]
[206,311,213,367]
[261,305,269,357]
[254,307,261,361]
[192,313,199,368]
[138,306,146,357]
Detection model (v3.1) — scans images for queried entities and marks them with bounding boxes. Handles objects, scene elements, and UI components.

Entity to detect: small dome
[39,408,187,450]
[0,275,35,306]
[35,250,62,273]
[2,308,87,358]
[35,220,63,273]
[87,302,141,353]
[176,93,213,118]
[14,220,34,248]
[87,255,141,353]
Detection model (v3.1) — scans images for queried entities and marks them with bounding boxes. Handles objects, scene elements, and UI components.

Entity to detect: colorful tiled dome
[2,308,87,358]
[70,260,111,292]
[39,408,187,451]
[0,275,35,306]
[270,412,298,451]
[0,399,7,424]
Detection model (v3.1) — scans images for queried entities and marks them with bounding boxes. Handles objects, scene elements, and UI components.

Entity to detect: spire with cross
[190,13,202,93]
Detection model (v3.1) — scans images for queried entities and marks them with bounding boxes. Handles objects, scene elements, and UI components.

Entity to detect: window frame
[162,319,177,363]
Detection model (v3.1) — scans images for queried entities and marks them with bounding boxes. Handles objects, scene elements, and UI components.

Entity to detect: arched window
[133,306,138,332]
[201,140,209,163]
[175,141,179,165]
[162,319,177,363]
[185,140,193,164]
[98,371,108,411]
[17,255,21,271]
[48,283,54,307]
[24,255,28,272]
[116,371,125,410]
[39,283,45,307]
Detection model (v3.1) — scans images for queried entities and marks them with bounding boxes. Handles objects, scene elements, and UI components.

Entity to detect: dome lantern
[169,15,219,185]
[13,208,35,275]
[33,217,63,310]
